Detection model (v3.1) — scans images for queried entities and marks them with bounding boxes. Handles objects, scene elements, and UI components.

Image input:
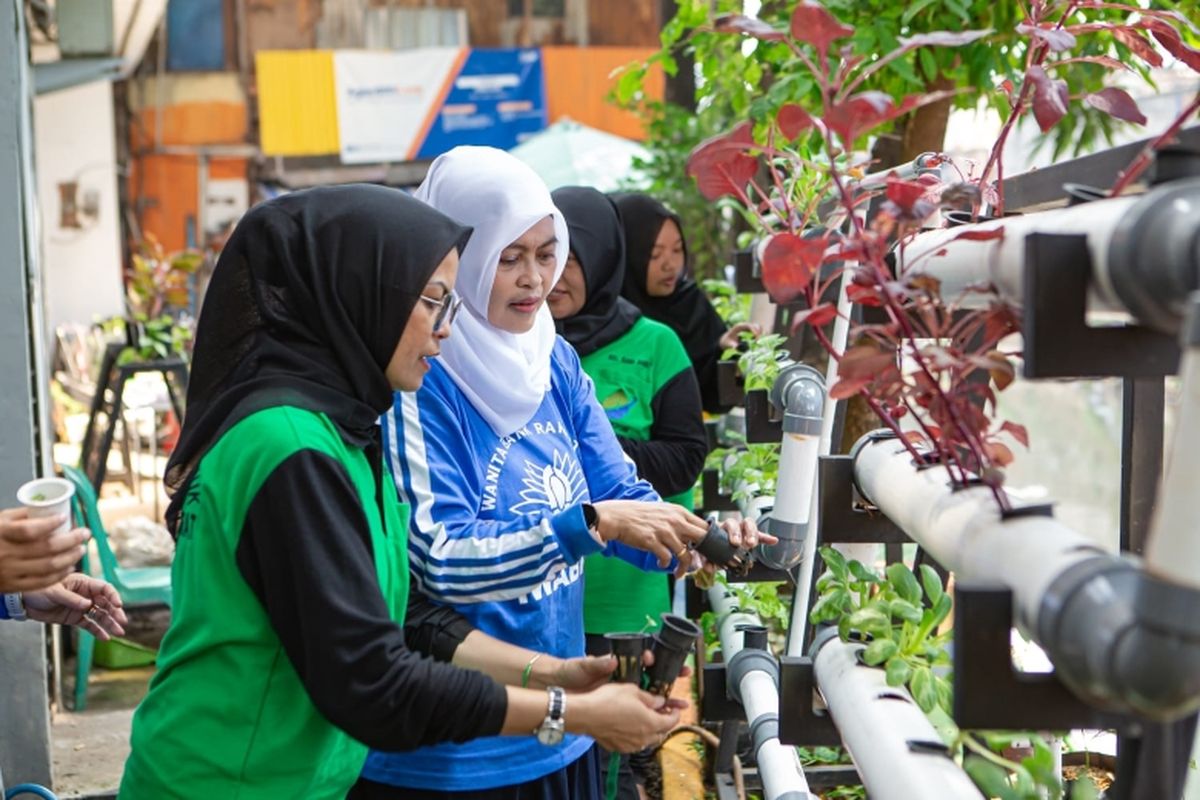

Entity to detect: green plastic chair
[60,464,172,710]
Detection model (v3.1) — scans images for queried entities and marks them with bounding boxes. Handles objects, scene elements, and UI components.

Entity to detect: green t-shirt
[119,406,410,800]
[581,317,694,634]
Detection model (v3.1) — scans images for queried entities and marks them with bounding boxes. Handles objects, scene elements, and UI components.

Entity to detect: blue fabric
[367,338,665,791]
[351,744,602,799]
[0,595,11,621]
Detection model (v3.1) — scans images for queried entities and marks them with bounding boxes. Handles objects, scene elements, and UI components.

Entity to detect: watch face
[537,721,565,746]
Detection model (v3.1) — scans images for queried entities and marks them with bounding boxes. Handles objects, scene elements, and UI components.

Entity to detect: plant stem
[1109,91,1200,197]
[960,731,1027,775]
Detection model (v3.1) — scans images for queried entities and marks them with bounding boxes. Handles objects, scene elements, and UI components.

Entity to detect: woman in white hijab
[360,147,771,799]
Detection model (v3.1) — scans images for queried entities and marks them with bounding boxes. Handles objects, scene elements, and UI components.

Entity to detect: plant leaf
[790,302,838,333]
[820,546,848,580]
[1000,420,1029,448]
[964,755,1015,799]
[1026,65,1069,133]
[1048,55,1129,72]
[886,562,923,606]
[885,655,912,686]
[1086,87,1147,125]
[777,103,815,139]
[1016,21,1077,52]
[761,231,830,303]
[712,14,787,41]
[789,2,855,57]
[984,440,1015,467]
[1112,26,1164,69]
[862,637,899,666]
[839,343,896,381]
[846,282,883,306]
[847,607,892,638]
[824,91,893,145]
[910,665,939,712]
[1141,18,1200,72]
[897,29,993,48]
[685,122,759,201]
[829,376,871,399]
[848,560,878,583]
[931,592,952,627]
[919,564,943,605]
[891,598,924,624]
[885,174,929,214]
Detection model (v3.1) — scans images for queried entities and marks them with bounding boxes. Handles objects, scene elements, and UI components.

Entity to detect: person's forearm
[498,685,600,736]
[452,629,566,689]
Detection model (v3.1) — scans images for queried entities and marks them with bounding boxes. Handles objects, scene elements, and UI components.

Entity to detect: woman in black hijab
[119,185,680,800]
[549,186,708,800]
[612,193,758,414]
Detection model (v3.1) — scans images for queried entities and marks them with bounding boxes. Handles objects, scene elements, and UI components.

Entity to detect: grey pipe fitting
[1038,554,1200,720]
[726,647,780,703]
[1107,176,1200,335]
[749,712,781,754]
[769,362,826,436]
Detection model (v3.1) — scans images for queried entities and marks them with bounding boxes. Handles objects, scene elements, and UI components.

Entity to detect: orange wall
[130,155,247,254]
[542,47,663,141]
[129,95,249,253]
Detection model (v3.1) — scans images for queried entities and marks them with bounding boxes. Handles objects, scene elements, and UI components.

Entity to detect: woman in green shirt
[118,185,682,800]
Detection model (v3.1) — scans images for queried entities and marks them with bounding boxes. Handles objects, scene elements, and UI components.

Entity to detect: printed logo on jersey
[510,448,587,514]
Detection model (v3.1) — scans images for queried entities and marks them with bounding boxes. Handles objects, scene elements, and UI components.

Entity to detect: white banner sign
[333,48,465,165]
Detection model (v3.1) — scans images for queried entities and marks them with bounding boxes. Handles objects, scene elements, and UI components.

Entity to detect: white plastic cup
[16,477,75,536]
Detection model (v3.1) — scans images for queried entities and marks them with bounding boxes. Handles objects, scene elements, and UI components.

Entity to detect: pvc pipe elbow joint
[1038,555,1200,720]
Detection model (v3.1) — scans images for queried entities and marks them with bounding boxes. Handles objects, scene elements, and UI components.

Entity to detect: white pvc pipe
[708,586,814,799]
[852,437,1107,633]
[772,432,818,526]
[897,197,1138,312]
[741,669,812,800]
[812,635,984,800]
[788,262,869,656]
[1145,346,1200,591]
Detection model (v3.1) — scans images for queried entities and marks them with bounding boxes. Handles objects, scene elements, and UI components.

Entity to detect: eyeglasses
[418,291,462,331]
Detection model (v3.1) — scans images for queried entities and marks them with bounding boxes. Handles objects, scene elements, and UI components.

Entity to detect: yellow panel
[256,50,340,156]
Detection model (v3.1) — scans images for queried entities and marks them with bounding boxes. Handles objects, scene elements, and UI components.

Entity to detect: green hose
[604,750,622,800]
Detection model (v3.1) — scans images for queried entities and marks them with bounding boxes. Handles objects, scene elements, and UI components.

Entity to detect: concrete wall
[33,78,125,347]
[0,0,54,788]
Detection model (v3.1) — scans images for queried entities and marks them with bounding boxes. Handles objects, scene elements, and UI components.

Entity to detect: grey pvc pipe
[852,433,1200,720]
[810,629,984,800]
[708,586,814,800]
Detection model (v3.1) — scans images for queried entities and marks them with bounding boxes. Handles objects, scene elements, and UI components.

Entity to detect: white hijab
[414,146,569,436]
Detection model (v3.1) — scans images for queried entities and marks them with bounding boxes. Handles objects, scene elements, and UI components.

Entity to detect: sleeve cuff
[550,504,606,564]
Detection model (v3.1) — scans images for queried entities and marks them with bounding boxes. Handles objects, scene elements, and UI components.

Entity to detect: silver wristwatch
[535,685,566,746]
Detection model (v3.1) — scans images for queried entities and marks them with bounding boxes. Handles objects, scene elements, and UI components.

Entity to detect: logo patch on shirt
[510,448,587,514]
[600,389,636,421]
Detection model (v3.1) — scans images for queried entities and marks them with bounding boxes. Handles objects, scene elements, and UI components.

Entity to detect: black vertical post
[1119,377,1164,555]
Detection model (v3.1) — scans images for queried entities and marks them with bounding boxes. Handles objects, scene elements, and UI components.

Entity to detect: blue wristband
[1,593,25,621]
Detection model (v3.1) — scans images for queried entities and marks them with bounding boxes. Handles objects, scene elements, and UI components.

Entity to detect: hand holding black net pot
[116,185,680,800]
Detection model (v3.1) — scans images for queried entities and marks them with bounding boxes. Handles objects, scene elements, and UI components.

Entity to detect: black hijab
[551,186,641,357]
[163,184,471,534]
[612,193,727,372]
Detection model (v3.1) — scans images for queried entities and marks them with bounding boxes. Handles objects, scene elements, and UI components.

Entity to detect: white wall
[32,78,125,350]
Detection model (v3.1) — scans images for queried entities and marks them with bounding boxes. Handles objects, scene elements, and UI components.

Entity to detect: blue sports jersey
[365,337,664,791]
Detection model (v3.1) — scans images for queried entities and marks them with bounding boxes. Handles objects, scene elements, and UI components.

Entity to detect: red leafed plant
[687,1,1200,511]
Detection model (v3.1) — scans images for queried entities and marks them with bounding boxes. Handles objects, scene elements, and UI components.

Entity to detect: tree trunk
[900,75,955,161]
[659,0,694,109]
